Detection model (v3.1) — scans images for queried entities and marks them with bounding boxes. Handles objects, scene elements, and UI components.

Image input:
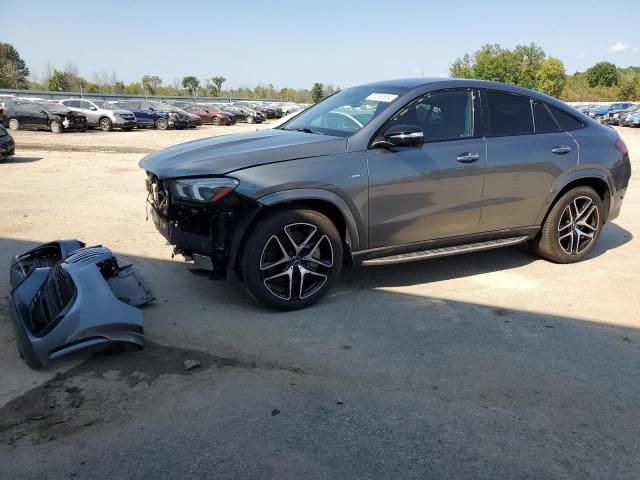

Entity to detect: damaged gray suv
[140,78,631,310]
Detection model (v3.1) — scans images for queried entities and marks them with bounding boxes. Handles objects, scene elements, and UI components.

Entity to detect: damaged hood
[139,129,347,178]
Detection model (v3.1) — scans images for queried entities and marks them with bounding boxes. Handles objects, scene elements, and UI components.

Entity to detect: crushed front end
[145,173,259,272]
[8,240,154,368]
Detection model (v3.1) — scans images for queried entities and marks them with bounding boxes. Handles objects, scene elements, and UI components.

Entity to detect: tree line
[450,42,640,101]
[2,41,640,102]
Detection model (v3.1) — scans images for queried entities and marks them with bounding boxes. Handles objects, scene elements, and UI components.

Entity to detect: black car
[3,101,87,133]
[0,124,15,157]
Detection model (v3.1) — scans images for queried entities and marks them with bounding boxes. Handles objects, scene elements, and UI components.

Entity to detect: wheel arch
[227,189,362,278]
[537,170,613,225]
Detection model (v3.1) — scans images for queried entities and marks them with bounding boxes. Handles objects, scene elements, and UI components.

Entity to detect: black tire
[8,118,19,131]
[99,117,113,132]
[530,186,604,263]
[50,121,63,134]
[241,209,343,310]
[155,117,169,130]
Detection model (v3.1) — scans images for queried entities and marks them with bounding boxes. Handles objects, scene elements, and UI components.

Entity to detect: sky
[2,0,640,90]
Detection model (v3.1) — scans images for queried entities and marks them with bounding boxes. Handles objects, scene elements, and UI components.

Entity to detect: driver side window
[388,89,474,142]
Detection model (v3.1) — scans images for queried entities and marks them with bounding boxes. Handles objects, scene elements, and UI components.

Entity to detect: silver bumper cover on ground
[8,240,154,368]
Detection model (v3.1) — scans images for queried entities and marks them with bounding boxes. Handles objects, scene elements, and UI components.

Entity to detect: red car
[182,105,235,125]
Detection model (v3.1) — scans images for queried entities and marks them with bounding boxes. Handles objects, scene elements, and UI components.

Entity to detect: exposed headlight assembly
[168,177,239,203]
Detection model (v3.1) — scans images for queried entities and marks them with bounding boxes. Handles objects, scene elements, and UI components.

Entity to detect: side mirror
[89,106,97,111]
[372,124,424,149]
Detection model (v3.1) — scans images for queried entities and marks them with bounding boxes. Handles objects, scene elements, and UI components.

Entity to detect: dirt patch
[16,143,154,154]
[0,342,302,448]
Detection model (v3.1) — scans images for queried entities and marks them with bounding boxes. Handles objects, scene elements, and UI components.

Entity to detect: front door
[368,89,486,248]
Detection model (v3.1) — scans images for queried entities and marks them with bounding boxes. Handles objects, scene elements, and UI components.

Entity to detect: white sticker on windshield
[365,93,398,103]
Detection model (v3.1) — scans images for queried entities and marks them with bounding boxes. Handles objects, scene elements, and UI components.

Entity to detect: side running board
[361,236,530,266]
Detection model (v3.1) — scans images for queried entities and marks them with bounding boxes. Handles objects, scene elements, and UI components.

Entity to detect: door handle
[456,152,480,163]
[552,145,572,155]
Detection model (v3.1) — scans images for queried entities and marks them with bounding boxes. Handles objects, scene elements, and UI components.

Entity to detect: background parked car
[2,101,86,133]
[182,105,235,125]
[626,110,640,127]
[618,105,640,126]
[111,100,189,130]
[60,99,136,131]
[587,102,634,122]
[0,124,15,158]
[210,103,249,123]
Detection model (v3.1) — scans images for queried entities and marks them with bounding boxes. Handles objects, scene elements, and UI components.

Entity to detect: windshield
[93,100,115,110]
[280,85,407,137]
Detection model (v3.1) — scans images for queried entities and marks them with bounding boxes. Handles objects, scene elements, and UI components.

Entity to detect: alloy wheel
[8,119,19,130]
[557,196,600,255]
[259,222,334,300]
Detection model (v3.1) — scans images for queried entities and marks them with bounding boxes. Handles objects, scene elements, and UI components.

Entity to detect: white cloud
[608,41,630,53]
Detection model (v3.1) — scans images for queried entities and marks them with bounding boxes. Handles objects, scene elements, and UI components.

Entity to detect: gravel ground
[0,125,638,479]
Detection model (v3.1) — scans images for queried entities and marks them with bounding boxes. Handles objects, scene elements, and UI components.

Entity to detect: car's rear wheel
[8,118,19,131]
[242,209,343,310]
[531,186,603,263]
[155,117,169,130]
[50,121,63,134]
[99,117,113,132]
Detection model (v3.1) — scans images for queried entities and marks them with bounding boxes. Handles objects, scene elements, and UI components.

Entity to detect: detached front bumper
[8,240,154,368]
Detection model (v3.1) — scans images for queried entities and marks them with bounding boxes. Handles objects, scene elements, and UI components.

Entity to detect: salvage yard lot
[0,124,639,478]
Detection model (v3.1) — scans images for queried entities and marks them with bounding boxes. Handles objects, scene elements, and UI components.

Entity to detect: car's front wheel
[99,117,113,131]
[531,186,604,263]
[242,209,343,310]
[247,115,255,124]
[155,117,169,130]
[50,120,63,133]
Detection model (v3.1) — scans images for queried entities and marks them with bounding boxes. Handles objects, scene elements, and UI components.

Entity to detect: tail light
[615,137,628,155]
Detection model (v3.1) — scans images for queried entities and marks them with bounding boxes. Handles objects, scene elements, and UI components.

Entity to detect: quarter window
[387,90,474,142]
[533,101,583,133]
[549,106,583,131]
[486,91,533,136]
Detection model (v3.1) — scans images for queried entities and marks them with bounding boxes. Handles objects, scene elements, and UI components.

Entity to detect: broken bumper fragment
[8,240,154,368]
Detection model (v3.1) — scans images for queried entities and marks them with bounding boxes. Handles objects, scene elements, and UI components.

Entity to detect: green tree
[211,76,226,94]
[536,57,566,97]
[585,62,619,88]
[0,42,30,89]
[125,82,142,95]
[47,69,70,91]
[311,82,324,103]
[113,80,126,94]
[84,82,101,93]
[182,76,200,95]
[141,75,162,95]
[618,79,638,100]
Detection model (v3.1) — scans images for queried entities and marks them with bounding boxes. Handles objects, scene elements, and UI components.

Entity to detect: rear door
[479,90,579,232]
[23,103,49,128]
[368,88,486,247]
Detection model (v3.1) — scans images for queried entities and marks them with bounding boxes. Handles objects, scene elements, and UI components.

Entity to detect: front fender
[257,188,363,251]
[535,167,614,224]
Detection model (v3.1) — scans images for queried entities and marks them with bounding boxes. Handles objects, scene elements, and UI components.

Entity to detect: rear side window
[486,91,533,136]
[549,106,583,131]
[533,101,583,133]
